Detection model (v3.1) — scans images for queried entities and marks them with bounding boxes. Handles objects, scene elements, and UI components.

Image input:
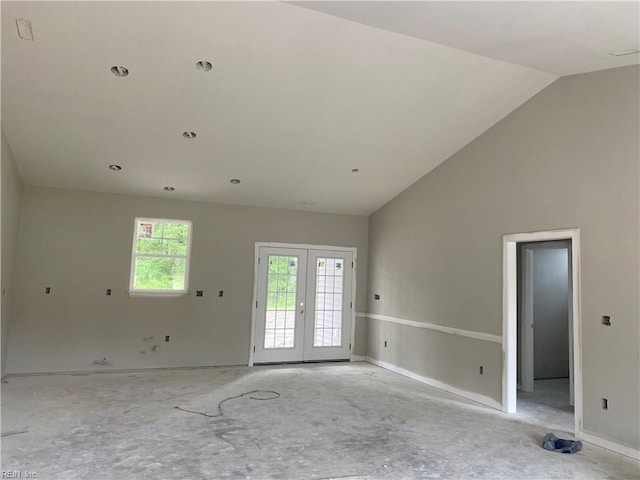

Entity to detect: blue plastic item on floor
[543,433,583,454]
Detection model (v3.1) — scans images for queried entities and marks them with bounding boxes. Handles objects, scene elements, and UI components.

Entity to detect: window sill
[127,291,189,298]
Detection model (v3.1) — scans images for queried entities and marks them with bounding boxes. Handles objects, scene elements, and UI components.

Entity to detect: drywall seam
[366,357,502,411]
[581,432,640,461]
[364,313,502,343]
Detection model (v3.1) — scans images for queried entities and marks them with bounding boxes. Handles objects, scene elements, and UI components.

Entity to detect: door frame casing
[502,228,582,438]
[249,242,358,366]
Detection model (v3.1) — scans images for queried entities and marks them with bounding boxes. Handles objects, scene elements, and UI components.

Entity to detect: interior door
[253,247,307,363]
[303,250,353,361]
[253,246,353,364]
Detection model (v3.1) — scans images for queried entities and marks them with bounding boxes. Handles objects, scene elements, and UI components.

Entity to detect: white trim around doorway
[502,228,583,439]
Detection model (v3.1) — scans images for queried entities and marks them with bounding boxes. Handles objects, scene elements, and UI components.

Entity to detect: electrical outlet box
[45,287,51,294]
[106,289,112,296]
[374,294,381,300]
[218,290,224,297]
[165,335,170,342]
[601,316,611,326]
[384,340,388,347]
[196,290,203,297]
[479,366,484,375]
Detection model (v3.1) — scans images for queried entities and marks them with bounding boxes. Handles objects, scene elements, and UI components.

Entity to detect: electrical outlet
[165,335,170,342]
[218,290,224,297]
[106,289,112,296]
[601,398,608,410]
[374,294,381,300]
[45,287,51,294]
[601,316,611,326]
[479,366,484,375]
[196,290,203,297]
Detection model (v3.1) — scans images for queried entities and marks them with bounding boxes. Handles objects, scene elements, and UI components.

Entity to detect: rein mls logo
[2,471,37,478]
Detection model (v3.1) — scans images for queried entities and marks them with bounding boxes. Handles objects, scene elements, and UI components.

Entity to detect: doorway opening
[249,243,356,365]
[517,240,574,431]
[502,229,582,439]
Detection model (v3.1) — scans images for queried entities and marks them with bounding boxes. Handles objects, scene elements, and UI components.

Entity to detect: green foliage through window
[131,219,191,292]
[266,255,298,310]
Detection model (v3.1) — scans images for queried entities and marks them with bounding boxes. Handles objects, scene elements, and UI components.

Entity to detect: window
[129,218,192,295]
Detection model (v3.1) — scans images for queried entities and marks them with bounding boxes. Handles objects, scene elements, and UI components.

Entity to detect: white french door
[252,246,354,364]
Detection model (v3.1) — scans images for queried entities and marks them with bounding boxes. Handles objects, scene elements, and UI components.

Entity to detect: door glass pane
[264,255,297,349]
[314,257,343,347]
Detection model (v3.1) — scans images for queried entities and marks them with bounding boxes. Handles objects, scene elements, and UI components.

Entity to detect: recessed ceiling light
[300,200,316,205]
[183,131,197,139]
[108,164,122,171]
[352,168,360,173]
[16,18,34,41]
[111,66,129,77]
[609,49,640,57]
[229,179,241,184]
[163,186,175,192]
[196,61,213,72]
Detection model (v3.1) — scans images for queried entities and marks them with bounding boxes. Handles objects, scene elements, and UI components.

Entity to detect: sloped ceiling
[292,1,640,76]
[2,2,634,215]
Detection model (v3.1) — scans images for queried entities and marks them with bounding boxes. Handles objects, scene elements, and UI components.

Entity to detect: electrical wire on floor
[1,430,28,437]
[174,390,280,418]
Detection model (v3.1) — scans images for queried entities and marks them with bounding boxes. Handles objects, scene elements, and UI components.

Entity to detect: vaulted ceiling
[2,2,638,215]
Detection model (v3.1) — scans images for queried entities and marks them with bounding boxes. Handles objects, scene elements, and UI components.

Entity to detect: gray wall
[6,186,368,374]
[1,131,24,378]
[366,66,639,449]
[532,246,570,380]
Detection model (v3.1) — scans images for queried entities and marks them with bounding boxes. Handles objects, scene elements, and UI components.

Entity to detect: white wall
[6,187,368,374]
[1,131,24,378]
[366,66,639,450]
[532,246,570,379]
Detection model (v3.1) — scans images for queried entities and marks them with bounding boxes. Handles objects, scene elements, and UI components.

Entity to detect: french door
[252,246,354,363]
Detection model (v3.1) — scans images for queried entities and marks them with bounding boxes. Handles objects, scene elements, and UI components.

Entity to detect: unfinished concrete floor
[1,363,638,479]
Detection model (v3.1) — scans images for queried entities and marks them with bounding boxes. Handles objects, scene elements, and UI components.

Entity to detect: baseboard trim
[364,313,502,344]
[3,364,245,377]
[582,432,640,460]
[365,356,502,411]
[350,355,365,362]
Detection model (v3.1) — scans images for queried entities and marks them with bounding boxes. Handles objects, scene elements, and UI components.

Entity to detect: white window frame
[128,217,193,297]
